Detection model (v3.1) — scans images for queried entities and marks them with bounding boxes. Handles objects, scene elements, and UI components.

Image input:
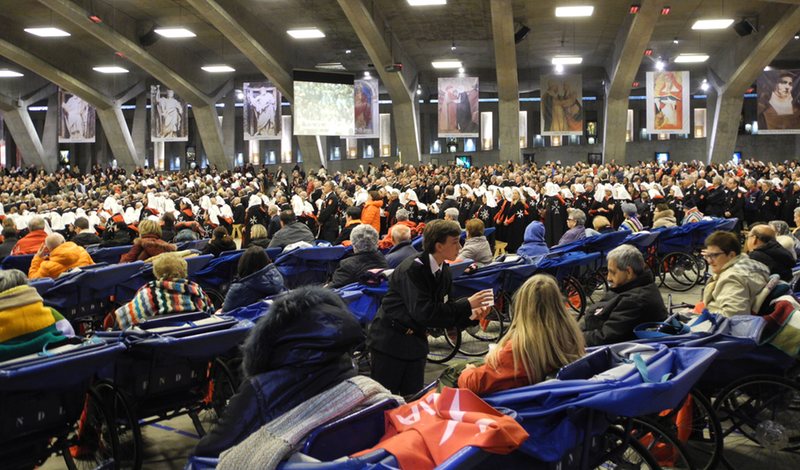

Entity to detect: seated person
[247,224,270,249]
[557,209,587,246]
[268,210,315,250]
[746,224,794,281]
[329,224,388,288]
[113,253,212,329]
[99,221,133,247]
[192,286,364,459]
[682,206,704,224]
[582,244,668,346]
[29,234,94,279]
[0,269,75,361]
[378,208,420,250]
[119,219,176,262]
[619,203,644,232]
[334,206,363,246]
[70,217,101,247]
[443,207,460,225]
[458,274,585,395]
[652,203,677,229]
[222,246,285,312]
[769,219,800,260]
[702,231,770,317]
[458,219,493,266]
[203,226,237,257]
[516,220,549,258]
[11,216,48,255]
[161,213,177,242]
[385,224,419,269]
[592,215,615,234]
[0,225,19,260]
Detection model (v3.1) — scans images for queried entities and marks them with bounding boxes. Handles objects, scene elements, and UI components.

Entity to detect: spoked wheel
[561,276,587,321]
[714,375,800,453]
[596,425,661,469]
[205,288,226,309]
[62,388,120,470]
[465,305,506,343]
[583,269,609,306]
[91,381,142,470]
[427,327,461,364]
[207,358,238,420]
[629,418,695,469]
[660,252,702,292]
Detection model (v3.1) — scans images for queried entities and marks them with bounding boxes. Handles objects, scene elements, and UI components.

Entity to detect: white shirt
[428,253,443,277]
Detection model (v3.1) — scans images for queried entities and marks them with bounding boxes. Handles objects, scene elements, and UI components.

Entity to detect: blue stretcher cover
[655,224,696,254]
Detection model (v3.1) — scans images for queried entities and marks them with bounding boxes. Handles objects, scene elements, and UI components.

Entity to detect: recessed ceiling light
[93,66,129,74]
[673,37,679,44]
[364,71,371,78]
[674,54,709,63]
[287,28,325,39]
[0,70,24,78]
[201,65,235,73]
[316,62,347,70]
[555,6,594,17]
[25,27,70,37]
[432,60,462,69]
[345,49,352,54]
[555,64,565,73]
[551,56,583,65]
[691,19,734,30]
[154,28,196,38]
[655,59,665,71]
[407,0,447,5]
[458,67,465,73]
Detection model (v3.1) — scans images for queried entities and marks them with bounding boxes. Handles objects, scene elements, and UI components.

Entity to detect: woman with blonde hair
[457,274,585,395]
[119,218,176,262]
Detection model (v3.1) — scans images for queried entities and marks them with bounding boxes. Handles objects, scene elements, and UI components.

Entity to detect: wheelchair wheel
[62,387,120,470]
[561,276,586,320]
[714,375,800,453]
[660,252,701,292]
[427,328,460,364]
[629,418,695,469]
[209,358,237,419]
[596,425,661,469]
[205,288,226,309]
[465,306,505,343]
[92,381,143,470]
[583,269,608,306]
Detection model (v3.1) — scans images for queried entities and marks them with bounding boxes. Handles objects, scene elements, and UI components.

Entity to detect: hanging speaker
[514,25,531,44]
[733,19,756,37]
[139,27,160,47]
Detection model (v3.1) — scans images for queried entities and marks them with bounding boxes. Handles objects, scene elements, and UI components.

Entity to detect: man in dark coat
[385,224,420,268]
[367,220,492,395]
[723,178,745,233]
[746,224,795,282]
[317,182,341,243]
[582,245,668,346]
[267,210,315,250]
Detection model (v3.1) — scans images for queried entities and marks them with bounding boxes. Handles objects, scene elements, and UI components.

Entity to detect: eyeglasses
[701,251,726,261]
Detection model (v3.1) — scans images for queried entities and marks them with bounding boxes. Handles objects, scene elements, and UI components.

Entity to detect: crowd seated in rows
[268,210,315,250]
[193,286,364,460]
[581,244,668,346]
[701,231,770,317]
[385,224,418,269]
[248,224,270,248]
[203,226,237,257]
[29,233,94,279]
[222,246,284,312]
[746,224,795,281]
[329,225,388,288]
[457,274,585,395]
[11,216,47,255]
[378,208,420,251]
[119,219,177,262]
[458,219,493,267]
[112,253,212,329]
[0,269,75,361]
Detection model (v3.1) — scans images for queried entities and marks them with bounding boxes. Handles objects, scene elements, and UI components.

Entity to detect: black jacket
[72,231,101,247]
[749,240,795,282]
[232,204,245,225]
[329,250,388,288]
[582,271,668,346]
[202,238,237,257]
[0,237,18,259]
[318,192,341,243]
[367,252,474,360]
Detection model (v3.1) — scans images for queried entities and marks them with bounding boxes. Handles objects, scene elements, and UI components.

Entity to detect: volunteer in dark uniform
[723,178,745,233]
[367,220,493,395]
[317,182,341,243]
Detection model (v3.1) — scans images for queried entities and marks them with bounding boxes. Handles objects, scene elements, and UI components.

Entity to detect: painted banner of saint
[757,69,800,134]
[437,77,479,138]
[540,74,583,136]
[58,89,96,143]
[150,85,188,142]
[646,71,690,134]
[243,82,282,140]
[354,78,379,138]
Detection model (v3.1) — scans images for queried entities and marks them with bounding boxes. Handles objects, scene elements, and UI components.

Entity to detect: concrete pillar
[191,104,229,170]
[42,94,59,171]
[297,135,323,168]
[0,107,47,169]
[490,0,521,163]
[132,93,148,164]
[96,106,140,170]
[222,92,235,160]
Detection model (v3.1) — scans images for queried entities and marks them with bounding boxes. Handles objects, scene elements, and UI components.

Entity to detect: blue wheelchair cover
[78,261,146,299]
[275,246,350,287]
[713,217,738,233]
[221,300,272,321]
[192,250,246,288]
[623,231,661,250]
[452,259,522,298]
[40,269,88,310]
[483,343,717,462]
[87,244,133,265]
[336,282,388,325]
[0,254,35,273]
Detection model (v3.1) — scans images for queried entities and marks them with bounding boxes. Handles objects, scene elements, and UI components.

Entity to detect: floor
[41,283,800,469]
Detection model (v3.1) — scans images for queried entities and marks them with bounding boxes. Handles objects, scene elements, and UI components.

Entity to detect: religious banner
[354,78,379,138]
[646,71,690,134]
[151,85,188,142]
[540,74,583,136]
[757,69,800,134]
[243,82,282,140]
[437,77,479,138]
[58,88,96,143]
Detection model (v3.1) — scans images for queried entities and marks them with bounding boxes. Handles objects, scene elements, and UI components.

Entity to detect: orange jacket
[377,220,419,250]
[361,200,383,235]
[29,242,94,279]
[11,230,48,256]
[457,341,533,395]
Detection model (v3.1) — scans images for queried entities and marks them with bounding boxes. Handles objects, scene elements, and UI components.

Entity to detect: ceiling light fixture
[364,71,371,78]
[407,0,447,5]
[154,28,196,38]
[555,6,594,17]
[655,59,665,70]
[795,33,799,40]
[431,60,462,69]
[345,49,352,54]
[764,66,771,71]
[673,37,679,44]
[201,65,236,73]
[451,40,456,51]
[551,56,583,65]
[236,91,244,100]
[701,79,709,91]
[674,53,709,63]
[554,64,565,73]
[24,27,70,37]
[93,66,129,74]
[691,19,734,30]
[458,67,465,73]
[287,28,325,39]
[0,70,24,78]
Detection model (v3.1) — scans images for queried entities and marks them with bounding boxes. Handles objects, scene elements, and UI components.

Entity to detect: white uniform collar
[429,253,443,276]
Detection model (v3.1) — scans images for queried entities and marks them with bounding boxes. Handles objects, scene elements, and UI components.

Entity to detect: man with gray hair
[581,244,667,346]
[385,224,419,268]
[328,224,388,288]
[11,217,49,255]
[443,207,460,225]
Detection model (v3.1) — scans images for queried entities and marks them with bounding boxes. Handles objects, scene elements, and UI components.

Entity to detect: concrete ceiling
[0,0,798,104]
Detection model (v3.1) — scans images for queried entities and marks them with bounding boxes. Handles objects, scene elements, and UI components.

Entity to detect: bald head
[45,233,65,251]
[391,224,412,244]
[747,224,776,251]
